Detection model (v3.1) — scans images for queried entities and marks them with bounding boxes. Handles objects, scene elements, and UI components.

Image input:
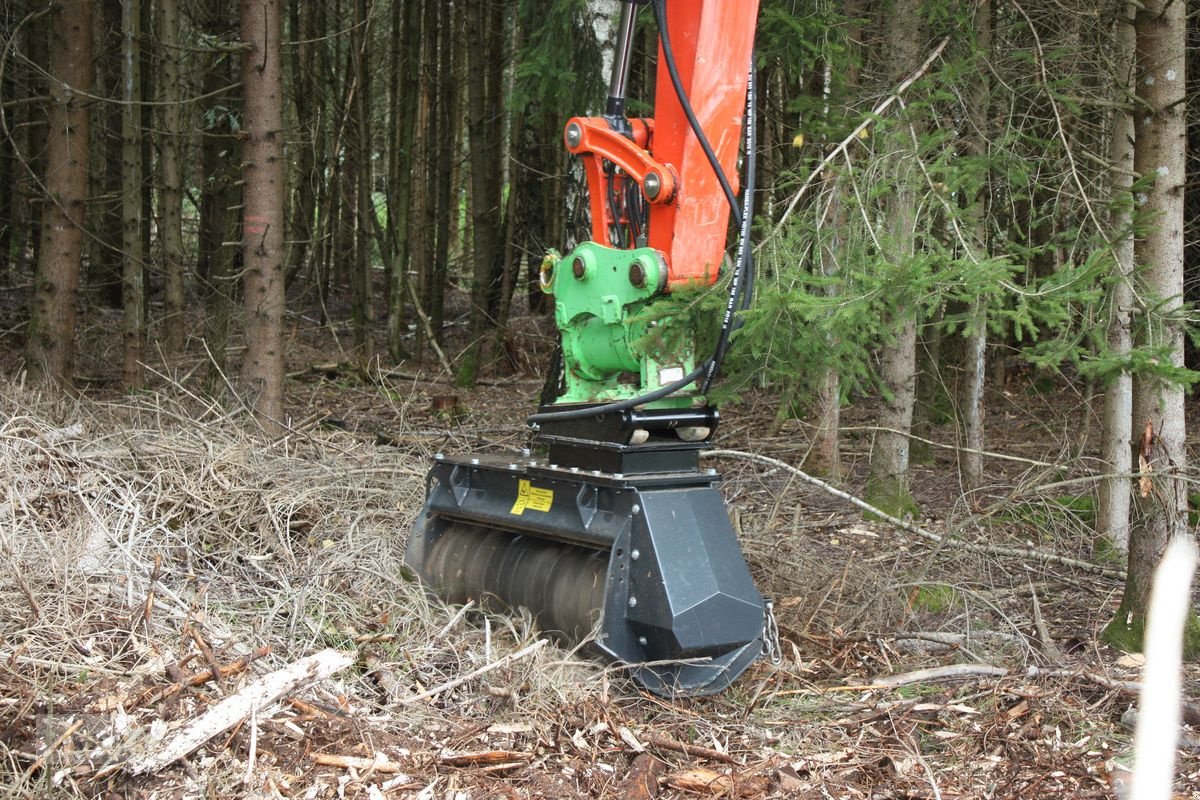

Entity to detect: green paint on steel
[542,242,697,405]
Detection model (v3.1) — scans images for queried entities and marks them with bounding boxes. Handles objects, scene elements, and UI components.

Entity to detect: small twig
[394,639,547,705]
[438,750,534,767]
[186,624,224,689]
[137,554,163,631]
[139,645,271,706]
[1029,583,1066,663]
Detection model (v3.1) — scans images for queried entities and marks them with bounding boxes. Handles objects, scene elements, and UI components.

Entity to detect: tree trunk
[349,0,373,356]
[804,173,844,480]
[284,0,318,289]
[240,0,287,432]
[90,0,123,309]
[959,0,994,494]
[121,0,145,389]
[26,0,91,388]
[411,0,438,363]
[458,0,507,387]
[432,0,460,341]
[1103,0,1195,657]
[1097,3,1137,554]
[197,3,241,389]
[158,0,185,355]
[865,0,923,518]
[385,0,419,361]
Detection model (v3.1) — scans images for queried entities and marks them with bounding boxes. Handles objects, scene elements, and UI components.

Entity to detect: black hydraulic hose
[529,2,757,425]
[704,60,756,393]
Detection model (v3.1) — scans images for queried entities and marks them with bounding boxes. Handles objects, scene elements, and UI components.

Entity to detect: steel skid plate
[404,453,766,696]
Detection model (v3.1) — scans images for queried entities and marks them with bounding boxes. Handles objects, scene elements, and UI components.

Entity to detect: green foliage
[512,0,605,124]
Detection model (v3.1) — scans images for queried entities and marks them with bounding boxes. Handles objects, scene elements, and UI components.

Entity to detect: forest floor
[2,303,1200,799]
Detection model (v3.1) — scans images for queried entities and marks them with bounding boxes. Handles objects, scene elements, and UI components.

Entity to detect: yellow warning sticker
[510,479,554,515]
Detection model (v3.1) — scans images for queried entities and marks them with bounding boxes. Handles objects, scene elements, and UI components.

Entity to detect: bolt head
[630,548,640,561]
[629,261,646,288]
[565,122,583,148]
[572,257,586,280]
[643,171,661,200]
[628,596,638,608]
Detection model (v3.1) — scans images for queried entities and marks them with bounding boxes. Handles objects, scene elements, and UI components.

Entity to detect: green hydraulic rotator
[540,241,698,407]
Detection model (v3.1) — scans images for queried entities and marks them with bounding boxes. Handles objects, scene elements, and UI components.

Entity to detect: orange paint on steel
[648,0,759,289]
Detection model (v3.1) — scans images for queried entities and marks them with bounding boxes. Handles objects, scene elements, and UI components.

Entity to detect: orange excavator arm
[567,0,759,288]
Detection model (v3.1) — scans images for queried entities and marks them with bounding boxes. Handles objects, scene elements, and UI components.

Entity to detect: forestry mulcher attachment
[406,0,779,696]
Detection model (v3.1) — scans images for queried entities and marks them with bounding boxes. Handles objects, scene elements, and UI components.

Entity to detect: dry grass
[0,382,605,798]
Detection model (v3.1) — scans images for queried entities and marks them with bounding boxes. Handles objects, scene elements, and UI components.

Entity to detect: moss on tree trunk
[1102,585,1200,661]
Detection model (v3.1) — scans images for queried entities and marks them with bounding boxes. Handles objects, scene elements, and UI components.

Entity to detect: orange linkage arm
[563,118,675,247]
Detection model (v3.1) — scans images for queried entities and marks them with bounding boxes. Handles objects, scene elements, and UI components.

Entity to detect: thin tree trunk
[1103,0,1192,656]
[1098,3,1137,554]
[960,0,993,494]
[283,0,318,289]
[805,174,844,480]
[240,0,286,432]
[432,0,460,340]
[91,0,123,309]
[412,0,438,362]
[197,3,240,389]
[26,0,91,388]
[458,0,507,387]
[866,0,923,518]
[158,0,185,355]
[350,0,373,355]
[385,0,419,360]
[121,0,145,389]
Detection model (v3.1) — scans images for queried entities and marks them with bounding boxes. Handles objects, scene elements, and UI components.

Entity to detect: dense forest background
[0,0,1196,641]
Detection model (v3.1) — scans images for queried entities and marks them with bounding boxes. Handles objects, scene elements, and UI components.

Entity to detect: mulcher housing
[406,408,767,696]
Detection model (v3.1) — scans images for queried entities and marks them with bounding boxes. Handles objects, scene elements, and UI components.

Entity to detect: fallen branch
[408,283,453,375]
[128,648,354,775]
[619,752,666,800]
[641,732,739,766]
[665,767,734,794]
[392,639,547,705]
[22,718,83,778]
[439,750,534,768]
[314,752,409,775]
[860,664,1009,689]
[705,449,1126,579]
